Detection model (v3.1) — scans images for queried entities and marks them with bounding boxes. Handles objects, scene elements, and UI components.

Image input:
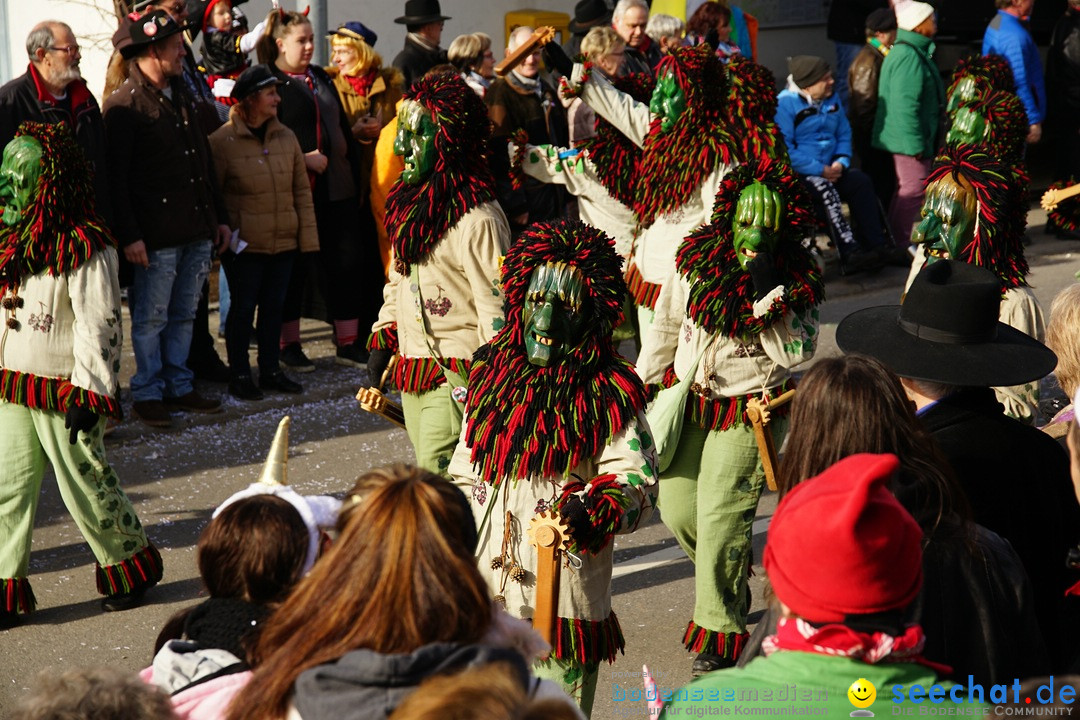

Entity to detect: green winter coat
[659,651,987,717]
[872,29,945,158]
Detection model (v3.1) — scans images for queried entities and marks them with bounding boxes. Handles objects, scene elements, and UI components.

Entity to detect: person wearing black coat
[0,21,113,228]
[916,387,1080,669]
[827,0,888,109]
[260,9,384,374]
[836,259,1080,672]
[1046,1,1080,191]
[392,0,451,89]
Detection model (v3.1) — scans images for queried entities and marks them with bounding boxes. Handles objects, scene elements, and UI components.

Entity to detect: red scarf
[345,70,376,97]
[762,617,951,675]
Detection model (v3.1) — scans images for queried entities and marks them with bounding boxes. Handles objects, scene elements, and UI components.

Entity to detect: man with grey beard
[0,21,113,226]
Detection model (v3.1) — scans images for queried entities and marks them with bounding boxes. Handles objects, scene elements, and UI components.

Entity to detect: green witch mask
[946,106,989,146]
[911,176,976,263]
[0,136,42,226]
[649,71,687,134]
[521,262,587,367]
[732,181,783,270]
[946,75,981,116]
[394,99,439,185]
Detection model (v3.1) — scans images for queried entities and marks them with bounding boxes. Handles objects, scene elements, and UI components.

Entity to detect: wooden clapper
[354,355,406,428]
[746,389,796,492]
[528,510,570,647]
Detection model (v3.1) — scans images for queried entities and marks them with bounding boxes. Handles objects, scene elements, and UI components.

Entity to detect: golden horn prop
[258,416,290,486]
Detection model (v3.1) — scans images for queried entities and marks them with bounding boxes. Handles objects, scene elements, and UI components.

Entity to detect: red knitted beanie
[763,453,923,623]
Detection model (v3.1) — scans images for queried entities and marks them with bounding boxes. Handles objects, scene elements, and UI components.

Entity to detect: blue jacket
[982,10,1046,125]
[775,80,851,177]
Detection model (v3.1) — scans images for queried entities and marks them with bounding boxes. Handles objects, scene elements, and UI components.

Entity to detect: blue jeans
[834,42,861,111]
[130,241,212,402]
[218,264,231,334]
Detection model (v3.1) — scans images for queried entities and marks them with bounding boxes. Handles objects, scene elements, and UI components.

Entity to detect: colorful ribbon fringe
[95,543,163,597]
[555,611,625,665]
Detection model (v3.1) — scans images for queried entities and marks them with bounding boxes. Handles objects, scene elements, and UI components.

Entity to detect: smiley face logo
[848,678,877,715]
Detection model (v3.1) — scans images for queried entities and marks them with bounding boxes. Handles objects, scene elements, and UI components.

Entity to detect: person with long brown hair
[741,354,1049,685]
[227,465,580,720]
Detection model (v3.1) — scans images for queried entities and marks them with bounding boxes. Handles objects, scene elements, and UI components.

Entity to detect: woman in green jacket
[871,2,944,246]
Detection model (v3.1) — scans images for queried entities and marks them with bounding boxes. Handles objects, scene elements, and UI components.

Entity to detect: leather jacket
[847,41,886,137]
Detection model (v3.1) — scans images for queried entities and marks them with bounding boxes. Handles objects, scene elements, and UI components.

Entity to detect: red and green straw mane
[0,121,113,290]
[925,143,1027,290]
[947,54,1016,100]
[464,220,647,484]
[726,57,785,162]
[581,72,654,209]
[676,158,824,338]
[949,88,1027,166]
[634,44,735,227]
[385,72,496,271]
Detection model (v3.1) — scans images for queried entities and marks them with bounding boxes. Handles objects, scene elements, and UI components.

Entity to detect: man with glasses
[0,21,113,226]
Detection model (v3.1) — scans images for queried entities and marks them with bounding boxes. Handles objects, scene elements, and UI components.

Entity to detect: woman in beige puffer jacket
[209,65,318,401]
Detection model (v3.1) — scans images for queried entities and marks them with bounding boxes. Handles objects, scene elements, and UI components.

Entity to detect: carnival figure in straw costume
[366,71,509,477]
[638,157,823,675]
[904,143,1044,424]
[449,219,658,715]
[0,122,162,624]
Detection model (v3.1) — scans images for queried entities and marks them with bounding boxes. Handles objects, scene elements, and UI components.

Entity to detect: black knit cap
[788,55,830,89]
[866,8,897,32]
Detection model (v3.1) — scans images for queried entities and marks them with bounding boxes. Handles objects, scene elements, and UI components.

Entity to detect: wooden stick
[1041,183,1080,212]
[529,510,568,648]
[746,390,796,492]
[495,26,556,77]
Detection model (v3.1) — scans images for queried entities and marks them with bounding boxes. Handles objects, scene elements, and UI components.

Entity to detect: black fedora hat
[569,0,613,34]
[395,0,450,25]
[836,260,1056,387]
[121,10,185,59]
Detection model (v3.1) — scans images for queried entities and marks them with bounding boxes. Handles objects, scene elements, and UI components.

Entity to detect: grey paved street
[2,209,1079,718]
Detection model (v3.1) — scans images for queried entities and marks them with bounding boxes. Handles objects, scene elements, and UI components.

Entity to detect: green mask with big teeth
[912,175,976,264]
[394,99,438,185]
[0,136,42,226]
[522,262,586,367]
[732,181,783,270]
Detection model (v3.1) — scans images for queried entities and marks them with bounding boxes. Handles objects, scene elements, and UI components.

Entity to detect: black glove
[559,495,591,546]
[367,349,393,387]
[65,404,99,445]
[747,252,782,303]
[542,41,574,78]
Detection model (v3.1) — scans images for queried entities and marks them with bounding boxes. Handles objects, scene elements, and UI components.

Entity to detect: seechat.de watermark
[889,676,1075,716]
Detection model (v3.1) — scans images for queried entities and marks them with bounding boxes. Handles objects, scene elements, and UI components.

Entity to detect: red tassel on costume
[2,577,35,613]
